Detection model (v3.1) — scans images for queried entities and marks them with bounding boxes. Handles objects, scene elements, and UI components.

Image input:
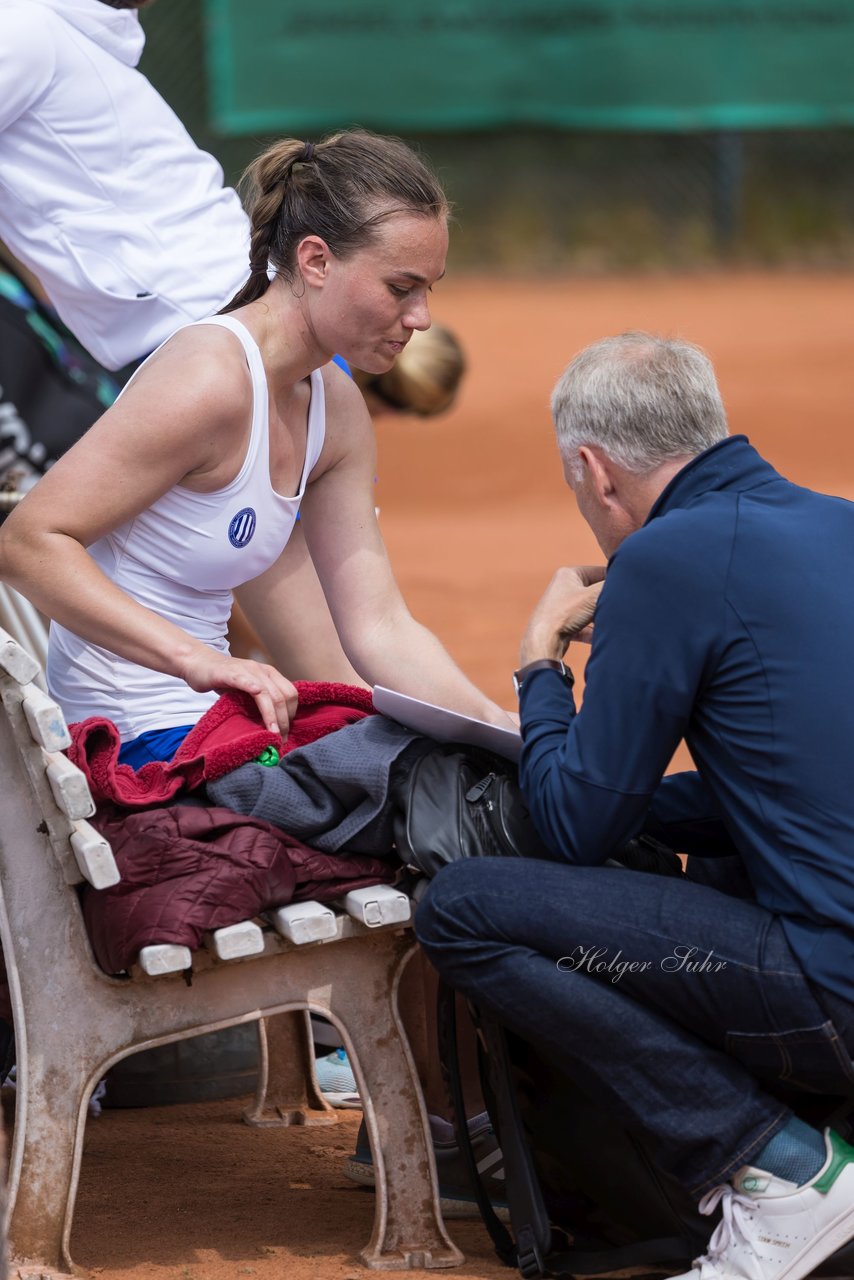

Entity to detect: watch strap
[513,658,574,696]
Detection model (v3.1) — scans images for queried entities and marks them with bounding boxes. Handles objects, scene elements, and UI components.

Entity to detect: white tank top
[47,315,327,739]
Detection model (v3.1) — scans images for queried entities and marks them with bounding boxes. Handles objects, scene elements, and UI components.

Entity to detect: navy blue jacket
[519,435,854,1002]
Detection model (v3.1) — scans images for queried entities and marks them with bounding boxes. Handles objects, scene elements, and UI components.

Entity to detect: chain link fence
[140,0,854,271]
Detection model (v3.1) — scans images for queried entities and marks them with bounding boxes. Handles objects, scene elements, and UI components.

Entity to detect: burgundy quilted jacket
[83,801,396,975]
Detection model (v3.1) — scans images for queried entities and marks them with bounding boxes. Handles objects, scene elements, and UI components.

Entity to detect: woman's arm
[296,370,512,725]
[0,328,298,733]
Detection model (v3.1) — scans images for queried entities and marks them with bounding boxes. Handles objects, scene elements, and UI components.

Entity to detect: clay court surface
[13,270,853,1280]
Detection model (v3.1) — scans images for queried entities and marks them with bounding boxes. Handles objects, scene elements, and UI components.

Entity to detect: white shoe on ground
[671,1128,854,1280]
[313,1047,361,1108]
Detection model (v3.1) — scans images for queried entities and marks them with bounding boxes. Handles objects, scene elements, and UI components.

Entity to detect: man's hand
[177,650,299,736]
[520,566,606,665]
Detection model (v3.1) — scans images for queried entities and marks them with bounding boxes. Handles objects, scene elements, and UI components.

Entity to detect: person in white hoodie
[0,0,249,372]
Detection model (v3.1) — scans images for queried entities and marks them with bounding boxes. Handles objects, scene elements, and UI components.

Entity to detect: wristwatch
[512,658,574,697]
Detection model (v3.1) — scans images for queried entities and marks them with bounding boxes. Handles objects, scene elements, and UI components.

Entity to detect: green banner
[204,1,854,135]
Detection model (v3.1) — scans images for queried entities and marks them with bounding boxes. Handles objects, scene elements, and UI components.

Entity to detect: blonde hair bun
[354,324,466,417]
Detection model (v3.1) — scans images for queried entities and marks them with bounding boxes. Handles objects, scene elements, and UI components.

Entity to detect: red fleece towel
[67,682,375,809]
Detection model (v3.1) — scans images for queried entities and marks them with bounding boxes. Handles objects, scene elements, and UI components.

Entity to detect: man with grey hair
[417,332,854,1280]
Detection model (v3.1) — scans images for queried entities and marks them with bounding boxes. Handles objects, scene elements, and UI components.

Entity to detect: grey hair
[551,332,728,478]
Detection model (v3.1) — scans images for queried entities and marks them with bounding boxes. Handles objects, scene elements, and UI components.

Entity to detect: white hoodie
[0,0,249,368]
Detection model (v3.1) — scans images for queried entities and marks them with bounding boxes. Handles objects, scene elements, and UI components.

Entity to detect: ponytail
[220,140,313,314]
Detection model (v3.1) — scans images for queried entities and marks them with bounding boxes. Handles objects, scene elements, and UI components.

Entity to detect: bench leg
[243,1011,336,1128]
[7,1055,95,1273]
[337,1007,463,1270]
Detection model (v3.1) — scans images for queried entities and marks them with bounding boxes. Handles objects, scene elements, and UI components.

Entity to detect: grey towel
[207,715,419,854]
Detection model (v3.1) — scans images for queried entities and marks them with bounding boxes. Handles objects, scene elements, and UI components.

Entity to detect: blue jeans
[415,857,854,1198]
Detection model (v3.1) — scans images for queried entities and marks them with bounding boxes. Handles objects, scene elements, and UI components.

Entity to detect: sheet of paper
[372,686,521,762]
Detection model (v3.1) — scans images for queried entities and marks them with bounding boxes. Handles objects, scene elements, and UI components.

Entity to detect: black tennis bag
[390,737,683,880]
[391,741,553,876]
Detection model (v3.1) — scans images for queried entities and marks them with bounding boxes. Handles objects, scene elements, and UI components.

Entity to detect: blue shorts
[118,724,194,767]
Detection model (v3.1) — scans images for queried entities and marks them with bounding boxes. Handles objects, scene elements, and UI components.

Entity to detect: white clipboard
[372,686,521,762]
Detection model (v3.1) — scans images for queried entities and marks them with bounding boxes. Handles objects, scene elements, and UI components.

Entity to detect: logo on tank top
[228,507,256,548]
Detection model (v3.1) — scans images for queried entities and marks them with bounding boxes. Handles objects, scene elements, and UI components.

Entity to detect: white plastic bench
[0,625,461,1274]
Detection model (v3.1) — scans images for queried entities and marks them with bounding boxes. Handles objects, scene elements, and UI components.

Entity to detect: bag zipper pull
[466,774,496,804]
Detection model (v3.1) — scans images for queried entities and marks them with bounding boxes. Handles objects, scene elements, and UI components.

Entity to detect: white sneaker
[671,1128,854,1280]
[313,1047,361,1109]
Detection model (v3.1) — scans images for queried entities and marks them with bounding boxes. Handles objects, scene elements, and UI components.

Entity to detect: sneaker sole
[343,1155,510,1221]
[321,1091,362,1109]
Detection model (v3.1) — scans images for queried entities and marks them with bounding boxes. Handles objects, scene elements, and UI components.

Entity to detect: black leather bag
[390,738,684,881]
[391,741,554,878]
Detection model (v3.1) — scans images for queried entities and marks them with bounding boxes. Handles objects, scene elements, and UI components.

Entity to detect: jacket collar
[645,435,782,526]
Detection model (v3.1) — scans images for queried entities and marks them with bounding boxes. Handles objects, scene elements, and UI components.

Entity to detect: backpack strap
[436,979,519,1267]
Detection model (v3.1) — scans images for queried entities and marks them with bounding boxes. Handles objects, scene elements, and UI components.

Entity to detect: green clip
[256,745,280,768]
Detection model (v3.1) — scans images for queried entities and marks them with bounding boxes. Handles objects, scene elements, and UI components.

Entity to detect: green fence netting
[203,0,854,136]
[139,0,854,267]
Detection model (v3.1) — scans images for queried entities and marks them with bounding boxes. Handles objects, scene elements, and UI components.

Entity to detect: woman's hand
[177,651,299,736]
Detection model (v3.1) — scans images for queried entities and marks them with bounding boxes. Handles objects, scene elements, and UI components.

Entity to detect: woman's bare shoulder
[318,360,373,435]
[119,323,254,428]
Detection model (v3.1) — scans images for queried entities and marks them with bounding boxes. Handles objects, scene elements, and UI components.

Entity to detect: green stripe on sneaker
[814,1129,854,1194]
